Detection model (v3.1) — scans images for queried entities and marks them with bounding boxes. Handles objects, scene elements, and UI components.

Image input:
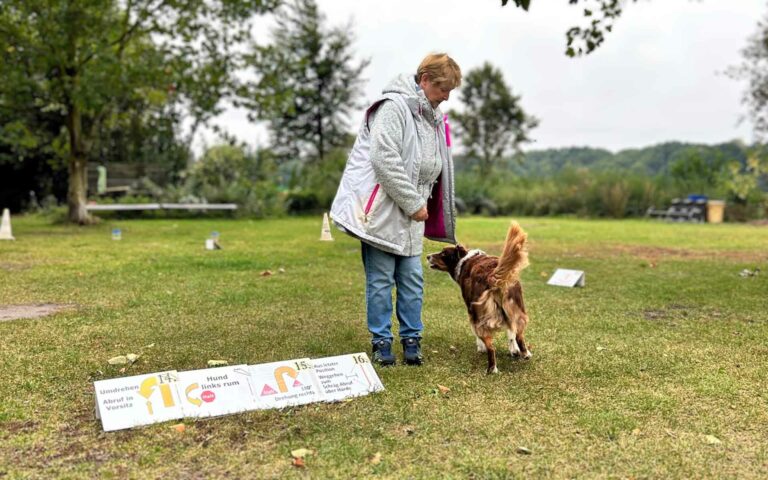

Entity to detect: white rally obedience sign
[249,358,324,409]
[313,353,384,402]
[94,371,184,432]
[176,365,256,418]
[547,268,586,288]
[94,355,386,431]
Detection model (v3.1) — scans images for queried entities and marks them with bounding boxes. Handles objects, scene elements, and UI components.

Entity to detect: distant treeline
[457,141,748,178]
[453,140,766,221]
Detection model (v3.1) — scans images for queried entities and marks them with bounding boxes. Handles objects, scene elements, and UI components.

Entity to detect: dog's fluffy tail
[492,221,529,289]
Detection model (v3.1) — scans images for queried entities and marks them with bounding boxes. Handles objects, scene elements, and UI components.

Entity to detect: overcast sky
[200,0,766,154]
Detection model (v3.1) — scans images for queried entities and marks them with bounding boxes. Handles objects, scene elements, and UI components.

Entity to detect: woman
[331,53,461,366]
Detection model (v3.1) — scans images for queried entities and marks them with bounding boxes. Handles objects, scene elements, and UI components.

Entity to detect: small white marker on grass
[547,269,585,288]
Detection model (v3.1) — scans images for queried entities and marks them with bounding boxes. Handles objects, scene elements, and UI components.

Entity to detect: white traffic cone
[0,208,15,240]
[320,212,334,241]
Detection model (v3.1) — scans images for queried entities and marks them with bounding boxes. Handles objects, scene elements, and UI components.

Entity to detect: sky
[198,0,766,154]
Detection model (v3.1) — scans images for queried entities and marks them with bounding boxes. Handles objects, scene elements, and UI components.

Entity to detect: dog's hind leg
[481,335,498,374]
[516,332,532,360]
[470,322,487,352]
[502,288,532,360]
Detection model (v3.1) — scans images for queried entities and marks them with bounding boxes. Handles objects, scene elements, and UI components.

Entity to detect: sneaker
[372,340,396,367]
[401,337,423,366]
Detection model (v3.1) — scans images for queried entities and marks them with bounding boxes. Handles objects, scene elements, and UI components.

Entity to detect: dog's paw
[522,350,532,360]
[508,342,521,357]
[486,366,499,374]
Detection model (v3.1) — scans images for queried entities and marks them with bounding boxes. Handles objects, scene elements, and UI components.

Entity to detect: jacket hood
[382,73,442,122]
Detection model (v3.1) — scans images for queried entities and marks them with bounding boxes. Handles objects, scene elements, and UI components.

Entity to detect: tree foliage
[0,0,279,223]
[501,0,635,56]
[240,0,369,164]
[731,8,768,141]
[449,62,538,177]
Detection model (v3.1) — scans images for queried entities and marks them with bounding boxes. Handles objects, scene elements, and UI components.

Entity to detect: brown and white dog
[427,222,531,374]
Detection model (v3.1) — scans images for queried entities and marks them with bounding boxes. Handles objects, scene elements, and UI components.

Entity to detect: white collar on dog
[454,249,485,281]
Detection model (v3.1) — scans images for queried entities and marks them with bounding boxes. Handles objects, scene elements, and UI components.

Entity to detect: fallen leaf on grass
[369,452,382,465]
[292,457,305,468]
[171,423,186,433]
[126,353,140,363]
[596,346,606,352]
[207,360,229,367]
[705,435,722,445]
[291,448,314,459]
[108,355,128,365]
[278,267,286,274]
[539,271,548,277]
[516,446,532,455]
[437,384,450,394]
[449,345,457,352]
[260,270,273,277]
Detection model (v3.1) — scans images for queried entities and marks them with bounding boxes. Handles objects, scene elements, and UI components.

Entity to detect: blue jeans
[361,242,423,345]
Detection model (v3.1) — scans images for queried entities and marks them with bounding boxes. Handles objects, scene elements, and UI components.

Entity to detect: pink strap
[444,114,452,147]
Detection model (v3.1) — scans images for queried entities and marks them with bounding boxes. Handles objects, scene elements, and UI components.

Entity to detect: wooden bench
[88,163,168,198]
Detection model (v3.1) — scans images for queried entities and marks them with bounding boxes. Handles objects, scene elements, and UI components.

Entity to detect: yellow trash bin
[707,200,725,223]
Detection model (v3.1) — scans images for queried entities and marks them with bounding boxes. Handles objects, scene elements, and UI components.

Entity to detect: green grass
[1,215,767,478]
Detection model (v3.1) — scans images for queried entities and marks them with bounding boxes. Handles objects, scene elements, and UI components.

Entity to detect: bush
[181,145,286,217]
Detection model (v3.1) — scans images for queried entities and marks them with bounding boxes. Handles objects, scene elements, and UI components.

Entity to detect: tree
[0,0,278,224]
[449,62,539,178]
[501,0,635,57]
[731,8,768,141]
[240,0,369,164]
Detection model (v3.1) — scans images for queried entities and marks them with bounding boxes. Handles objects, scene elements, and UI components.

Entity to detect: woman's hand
[410,206,428,222]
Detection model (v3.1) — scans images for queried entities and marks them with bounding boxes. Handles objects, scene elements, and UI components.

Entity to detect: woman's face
[419,76,453,108]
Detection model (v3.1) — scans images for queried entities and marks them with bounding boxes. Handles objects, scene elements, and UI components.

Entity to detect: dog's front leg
[506,328,521,357]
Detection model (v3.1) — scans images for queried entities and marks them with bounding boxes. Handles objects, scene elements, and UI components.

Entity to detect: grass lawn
[1,214,766,478]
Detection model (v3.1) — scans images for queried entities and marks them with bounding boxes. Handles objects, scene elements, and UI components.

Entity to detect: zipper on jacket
[364,184,380,215]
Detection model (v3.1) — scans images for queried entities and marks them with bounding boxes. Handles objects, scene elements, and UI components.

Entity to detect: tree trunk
[66,103,94,224]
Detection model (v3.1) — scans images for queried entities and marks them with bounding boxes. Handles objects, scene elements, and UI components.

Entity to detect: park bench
[87,163,167,198]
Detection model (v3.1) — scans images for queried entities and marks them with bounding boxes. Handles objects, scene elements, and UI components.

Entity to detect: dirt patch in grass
[642,304,695,321]
[491,242,767,263]
[0,420,39,437]
[0,303,73,322]
[640,304,731,324]
[612,245,765,262]
[0,262,32,272]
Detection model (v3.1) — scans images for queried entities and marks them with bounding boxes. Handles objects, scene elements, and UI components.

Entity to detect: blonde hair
[415,53,462,89]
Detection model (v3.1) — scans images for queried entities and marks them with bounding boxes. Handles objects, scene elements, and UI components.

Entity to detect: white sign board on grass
[249,358,324,409]
[175,365,256,418]
[313,353,384,402]
[547,269,586,288]
[94,371,184,432]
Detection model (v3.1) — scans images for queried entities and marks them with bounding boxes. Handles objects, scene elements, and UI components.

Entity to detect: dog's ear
[456,244,468,257]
